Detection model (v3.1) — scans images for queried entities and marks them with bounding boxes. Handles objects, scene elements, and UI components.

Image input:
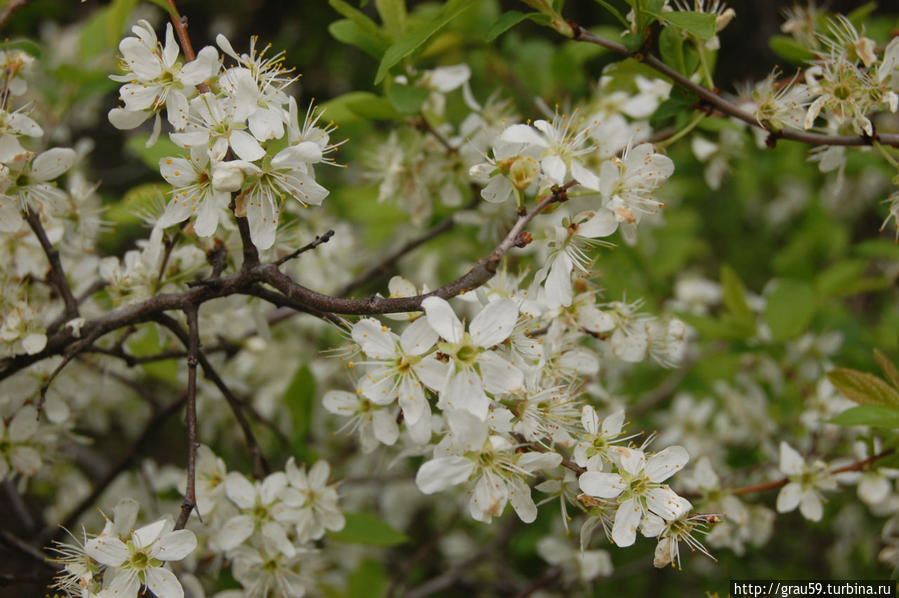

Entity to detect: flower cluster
[109,22,341,250]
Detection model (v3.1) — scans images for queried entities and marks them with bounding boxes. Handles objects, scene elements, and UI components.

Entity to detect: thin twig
[23,208,78,320]
[0,0,28,29]
[1,186,565,381]
[0,531,55,568]
[728,447,895,496]
[49,393,187,543]
[175,306,200,529]
[164,0,196,61]
[274,229,335,266]
[336,194,480,297]
[570,26,899,148]
[154,314,271,479]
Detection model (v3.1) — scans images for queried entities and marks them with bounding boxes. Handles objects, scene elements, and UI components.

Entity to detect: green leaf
[768,35,814,64]
[329,0,392,44]
[621,31,645,53]
[814,259,867,296]
[846,2,877,27]
[485,11,550,42]
[875,350,899,391]
[347,92,404,120]
[650,10,715,40]
[283,365,317,461]
[125,134,183,170]
[591,0,629,27]
[763,279,815,341]
[145,0,178,18]
[827,368,899,408]
[346,559,388,598]
[322,91,403,122]
[830,405,899,428]
[720,265,754,330]
[658,23,685,74]
[79,0,137,60]
[329,513,410,546]
[374,0,477,84]
[0,39,42,58]
[329,19,389,58]
[386,82,429,114]
[375,0,407,38]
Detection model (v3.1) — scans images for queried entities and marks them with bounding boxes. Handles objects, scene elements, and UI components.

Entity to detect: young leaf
[347,559,388,598]
[720,265,754,330]
[387,82,429,114]
[485,11,550,42]
[650,10,716,40]
[658,23,686,74]
[329,0,392,44]
[591,0,629,28]
[830,405,899,428]
[329,513,410,546]
[827,367,899,408]
[329,19,389,58]
[874,350,899,391]
[283,365,317,461]
[768,35,814,64]
[374,0,476,84]
[375,0,407,38]
[764,279,815,341]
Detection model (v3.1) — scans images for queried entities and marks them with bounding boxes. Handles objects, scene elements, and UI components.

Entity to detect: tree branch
[728,447,895,496]
[175,306,200,529]
[154,314,271,480]
[50,393,187,543]
[570,25,899,148]
[23,208,78,321]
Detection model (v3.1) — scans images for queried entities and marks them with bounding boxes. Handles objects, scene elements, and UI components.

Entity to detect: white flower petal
[416,456,475,494]
[470,298,518,348]
[422,296,463,343]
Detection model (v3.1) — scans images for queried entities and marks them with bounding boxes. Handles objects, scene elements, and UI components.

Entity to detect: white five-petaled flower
[421,296,524,420]
[0,147,77,232]
[109,20,219,133]
[415,409,561,523]
[216,471,298,557]
[539,209,618,309]
[578,445,691,547]
[280,458,345,542]
[322,389,401,452]
[350,316,440,426]
[573,406,629,467]
[85,517,197,598]
[156,147,258,237]
[599,143,674,244]
[500,111,602,190]
[775,441,837,521]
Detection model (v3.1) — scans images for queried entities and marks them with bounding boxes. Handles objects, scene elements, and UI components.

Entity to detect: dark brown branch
[232,193,260,269]
[274,230,335,266]
[571,27,899,148]
[1,187,563,381]
[50,393,187,542]
[261,190,562,315]
[23,208,78,320]
[175,306,200,529]
[154,314,271,479]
